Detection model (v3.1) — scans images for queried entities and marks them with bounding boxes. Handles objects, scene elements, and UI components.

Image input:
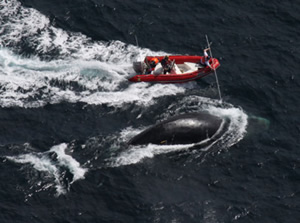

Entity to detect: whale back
[129,112,224,145]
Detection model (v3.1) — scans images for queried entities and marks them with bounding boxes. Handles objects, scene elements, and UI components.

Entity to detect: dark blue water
[1,0,299,222]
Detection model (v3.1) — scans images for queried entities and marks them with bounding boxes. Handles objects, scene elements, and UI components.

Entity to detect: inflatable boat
[128,55,220,83]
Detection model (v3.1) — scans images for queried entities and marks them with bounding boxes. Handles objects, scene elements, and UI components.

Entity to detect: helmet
[164,55,169,59]
[150,57,158,67]
[150,57,159,64]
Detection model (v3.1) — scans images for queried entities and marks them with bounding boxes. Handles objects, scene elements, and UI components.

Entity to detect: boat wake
[0,0,156,62]
[0,1,188,108]
[0,48,189,108]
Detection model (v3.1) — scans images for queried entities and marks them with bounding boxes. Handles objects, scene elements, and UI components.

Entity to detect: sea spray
[6,143,87,196]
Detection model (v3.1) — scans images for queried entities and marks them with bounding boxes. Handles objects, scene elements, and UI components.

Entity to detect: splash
[6,143,87,196]
[0,1,188,108]
[0,0,160,61]
[1,0,248,178]
[0,47,188,108]
[109,96,248,166]
[112,144,192,167]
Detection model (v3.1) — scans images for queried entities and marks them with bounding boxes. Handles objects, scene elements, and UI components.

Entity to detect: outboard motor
[133,61,146,74]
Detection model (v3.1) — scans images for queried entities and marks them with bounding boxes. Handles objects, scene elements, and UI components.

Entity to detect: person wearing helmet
[200,48,212,69]
[161,55,172,74]
[146,57,159,74]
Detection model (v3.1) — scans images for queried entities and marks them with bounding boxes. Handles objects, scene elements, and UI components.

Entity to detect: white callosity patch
[6,143,87,196]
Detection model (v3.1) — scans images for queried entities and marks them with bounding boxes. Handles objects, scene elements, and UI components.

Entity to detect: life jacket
[147,58,159,73]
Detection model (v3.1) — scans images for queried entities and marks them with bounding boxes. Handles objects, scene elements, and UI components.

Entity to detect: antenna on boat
[135,35,139,47]
[205,35,222,102]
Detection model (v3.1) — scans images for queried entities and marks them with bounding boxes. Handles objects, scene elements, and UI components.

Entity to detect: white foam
[0,1,188,108]
[1,1,248,167]
[0,47,188,108]
[50,143,87,182]
[80,82,186,107]
[110,96,248,166]
[0,0,164,62]
[111,143,193,167]
[193,97,248,149]
[6,143,87,196]
[6,152,66,195]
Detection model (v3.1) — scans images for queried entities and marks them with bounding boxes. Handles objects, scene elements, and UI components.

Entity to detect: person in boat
[146,57,159,74]
[200,48,213,69]
[161,55,172,74]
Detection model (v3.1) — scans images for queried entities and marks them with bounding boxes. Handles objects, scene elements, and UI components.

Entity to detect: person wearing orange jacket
[146,57,159,74]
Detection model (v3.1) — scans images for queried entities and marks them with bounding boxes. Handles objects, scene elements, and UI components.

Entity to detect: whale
[128,112,229,146]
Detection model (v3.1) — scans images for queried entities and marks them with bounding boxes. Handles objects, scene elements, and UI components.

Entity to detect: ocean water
[0,0,299,222]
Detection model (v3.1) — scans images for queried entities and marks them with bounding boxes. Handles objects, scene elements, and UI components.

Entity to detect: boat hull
[129,55,220,84]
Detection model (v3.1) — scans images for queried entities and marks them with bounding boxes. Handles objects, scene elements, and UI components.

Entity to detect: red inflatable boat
[128,55,220,84]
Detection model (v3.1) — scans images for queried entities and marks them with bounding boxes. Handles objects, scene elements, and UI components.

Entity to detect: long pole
[206,35,222,101]
[135,35,139,47]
